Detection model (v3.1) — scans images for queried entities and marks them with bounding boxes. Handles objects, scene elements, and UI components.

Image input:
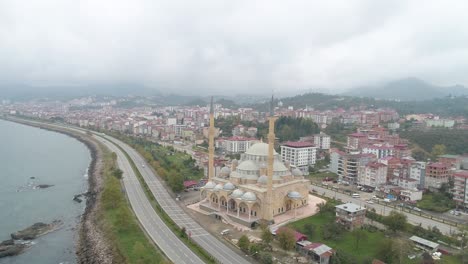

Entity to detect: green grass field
[417,193,456,213]
[289,213,385,262]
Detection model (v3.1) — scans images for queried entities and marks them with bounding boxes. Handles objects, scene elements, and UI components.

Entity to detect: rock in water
[36,184,54,189]
[11,220,62,240]
[0,240,29,258]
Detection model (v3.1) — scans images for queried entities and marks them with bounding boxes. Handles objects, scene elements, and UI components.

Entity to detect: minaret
[208,97,215,181]
[265,95,277,223]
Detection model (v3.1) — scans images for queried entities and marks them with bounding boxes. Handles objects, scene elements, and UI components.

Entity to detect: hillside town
[1,95,467,263]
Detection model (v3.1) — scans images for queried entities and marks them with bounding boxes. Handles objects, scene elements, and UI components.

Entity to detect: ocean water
[0,120,90,264]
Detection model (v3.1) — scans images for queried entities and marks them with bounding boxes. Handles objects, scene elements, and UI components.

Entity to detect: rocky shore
[1,117,114,264]
[0,220,62,258]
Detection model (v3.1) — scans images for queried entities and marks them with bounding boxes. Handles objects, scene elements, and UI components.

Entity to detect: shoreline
[0,117,113,264]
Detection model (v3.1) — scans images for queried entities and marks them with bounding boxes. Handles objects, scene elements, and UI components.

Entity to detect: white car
[366,200,374,204]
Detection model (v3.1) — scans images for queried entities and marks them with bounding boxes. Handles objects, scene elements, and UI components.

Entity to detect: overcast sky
[1,0,468,95]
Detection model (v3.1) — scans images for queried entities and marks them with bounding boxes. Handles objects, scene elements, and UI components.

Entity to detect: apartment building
[281,141,317,172]
[425,162,451,189]
[452,171,468,209]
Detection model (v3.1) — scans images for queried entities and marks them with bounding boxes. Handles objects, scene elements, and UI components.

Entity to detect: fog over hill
[343,78,468,101]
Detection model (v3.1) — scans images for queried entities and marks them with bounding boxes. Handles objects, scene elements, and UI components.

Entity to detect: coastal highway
[5,118,204,264]
[108,136,251,264]
[311,184,461,235]
[95,136,205,264]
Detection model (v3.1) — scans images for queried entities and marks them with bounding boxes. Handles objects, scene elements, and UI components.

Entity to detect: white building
[409,161,426,188]
[358,162,387,188]
[281,141,317,173]
[224,136,259,154]
[313,133,331,150]
[362,144,394,159]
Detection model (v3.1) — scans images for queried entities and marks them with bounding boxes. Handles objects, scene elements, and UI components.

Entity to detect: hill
[344,77,468,101]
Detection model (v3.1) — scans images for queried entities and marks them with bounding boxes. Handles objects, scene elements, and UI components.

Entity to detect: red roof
[428,162,449,169]
[277,227,308,242]
[283,141,314,148]
[453,171,468,178]
[349,133,367,137]
[183,180,198,188]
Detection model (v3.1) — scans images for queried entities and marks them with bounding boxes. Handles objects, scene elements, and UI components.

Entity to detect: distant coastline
[1,117,112,264]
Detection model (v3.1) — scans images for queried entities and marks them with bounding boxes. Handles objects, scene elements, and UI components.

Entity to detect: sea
[0,120,90,264]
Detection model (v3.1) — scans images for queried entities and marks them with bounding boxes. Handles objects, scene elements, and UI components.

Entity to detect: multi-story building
[335,203,366,230]
[358,162,388,188]
[425,162,451,189]
[330,149,374,184]
[222,136,259,154]
[312,133,330,150]
[362,144,394,159]
[346,133,367,151]
[281,141,317,173]
[409,161,426,188]
[452,170,468,209]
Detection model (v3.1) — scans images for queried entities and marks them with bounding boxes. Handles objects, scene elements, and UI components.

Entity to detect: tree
[112,168,123,179]
[261,226,273,244]
[167,170,184,193]
[351,229,368,250]
[316,202,335,215]
[238,235,250,252]
[431,144,447,159]
[258,252,273,264]
[277,227,296,251]
[376,238,413,264]
[384,211,407,233]
[322,222,344,240]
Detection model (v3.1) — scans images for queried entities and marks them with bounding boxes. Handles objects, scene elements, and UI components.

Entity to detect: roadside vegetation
[105,131,203,193]
[99,148,168,264]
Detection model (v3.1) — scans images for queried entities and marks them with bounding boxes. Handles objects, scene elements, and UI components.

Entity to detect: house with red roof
[296,240,334,264]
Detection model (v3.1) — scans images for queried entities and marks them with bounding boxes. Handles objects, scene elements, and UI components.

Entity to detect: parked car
[412,207,422,212]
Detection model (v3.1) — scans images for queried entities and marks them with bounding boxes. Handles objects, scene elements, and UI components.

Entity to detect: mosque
[199,97,311,227]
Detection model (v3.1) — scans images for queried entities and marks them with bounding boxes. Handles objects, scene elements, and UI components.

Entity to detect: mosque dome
[292,168,303,176]
[237,160,258,171]
[232,159,239,165]
[203,181,216,189]
[257,175,268,185]
[223,182,235,191]
[213,183,223,191]
[245,143,278,156]
[231,189,244,198]
[287,191,302,199]
[219,166,231,177]
[241,192,257,201]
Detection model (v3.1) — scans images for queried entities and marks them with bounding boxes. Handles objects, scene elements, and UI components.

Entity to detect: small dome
[232,159,239,165]
[257,175,268,185]
[241,192,257,201]
[219,166,231,176]
[237,160,258,171]
[287,191,302,199]
[231,189,244,198]
[213,183,223,191]
[259,162,267,169]
[203,181,216,189]
[292,168,303,176]
[223,182,235,190]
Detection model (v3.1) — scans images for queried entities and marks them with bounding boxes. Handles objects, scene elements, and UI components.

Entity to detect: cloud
[0,0,467,95]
